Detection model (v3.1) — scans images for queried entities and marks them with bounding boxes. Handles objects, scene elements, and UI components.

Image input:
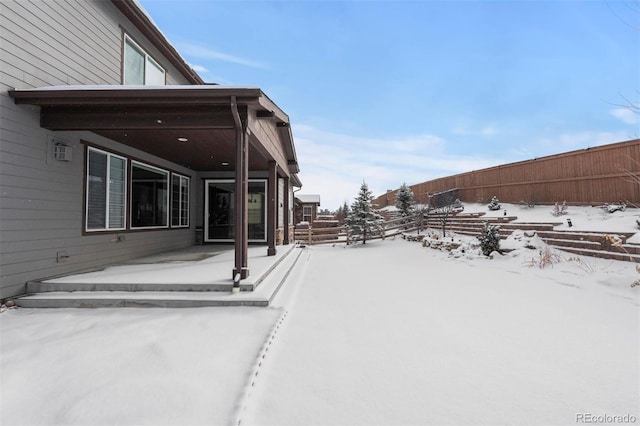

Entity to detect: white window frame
[171,173,190,228]
[86,147,127,232]
[124,35,166,85]
[303,205,313,223]
[130,160,170,230]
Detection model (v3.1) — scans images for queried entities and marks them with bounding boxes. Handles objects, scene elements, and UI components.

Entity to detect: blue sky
[140,0,639,210]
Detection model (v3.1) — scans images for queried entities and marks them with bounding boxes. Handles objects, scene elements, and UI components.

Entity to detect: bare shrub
[565,256,596,274]
[524,247,563,269]
[602,234,640,288]
[551,201,568,216]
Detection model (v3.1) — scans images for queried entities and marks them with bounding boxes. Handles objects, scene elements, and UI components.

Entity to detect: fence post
[382,222,386,240]
[307,227,312,246]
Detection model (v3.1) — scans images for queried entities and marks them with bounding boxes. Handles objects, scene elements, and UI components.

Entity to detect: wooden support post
[267,161,277,256]
[232,97,249,281]
[241,127,249,276]
[283,177,290,245]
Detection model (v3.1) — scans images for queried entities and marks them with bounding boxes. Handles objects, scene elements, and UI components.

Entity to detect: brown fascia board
[291,174,303,188]
[282,126,300,173]
[258,91,290,123]
[111,0,204,85]
[8,86,263,106]
[257,91,300,172]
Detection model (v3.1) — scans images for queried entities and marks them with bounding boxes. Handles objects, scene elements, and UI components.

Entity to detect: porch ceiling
[8,85,295,173]
[96,128,268,171]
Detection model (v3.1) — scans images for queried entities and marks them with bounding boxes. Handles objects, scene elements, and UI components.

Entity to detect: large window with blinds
[86,148,127,231]
[85,147,190,232]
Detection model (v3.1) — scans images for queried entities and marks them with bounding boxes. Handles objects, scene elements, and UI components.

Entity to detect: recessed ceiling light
[221,162,229,166]
[177,137,188,142]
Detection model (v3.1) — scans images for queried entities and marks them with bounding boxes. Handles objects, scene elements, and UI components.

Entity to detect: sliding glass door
[204,179,266,242]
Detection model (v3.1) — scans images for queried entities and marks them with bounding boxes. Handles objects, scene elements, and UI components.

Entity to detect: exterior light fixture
[177,137,188,142]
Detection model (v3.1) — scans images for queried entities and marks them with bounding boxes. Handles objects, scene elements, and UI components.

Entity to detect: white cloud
[293,125,501,210]
[293,125,637,210]
[534,131,632,152]
[610,108,639,125]
[178,42,268,69]
[451,124,499,136]
[189,64,207,73]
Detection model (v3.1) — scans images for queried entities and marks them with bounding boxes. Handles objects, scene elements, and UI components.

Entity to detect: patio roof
[8,85,300,178]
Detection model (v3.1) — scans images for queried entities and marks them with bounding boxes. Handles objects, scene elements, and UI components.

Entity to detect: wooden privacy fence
[294,215,424,245]
[375,139,640,207]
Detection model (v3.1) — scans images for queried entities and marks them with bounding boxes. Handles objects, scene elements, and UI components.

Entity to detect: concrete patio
[15,244,305,308]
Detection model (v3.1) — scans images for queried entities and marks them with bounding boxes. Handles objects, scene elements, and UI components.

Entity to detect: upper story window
[124,35,165,85]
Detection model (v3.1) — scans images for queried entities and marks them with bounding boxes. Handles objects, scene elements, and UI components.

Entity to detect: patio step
[15,245,305,308]
[12,292,272,308]
[26,281,234,293]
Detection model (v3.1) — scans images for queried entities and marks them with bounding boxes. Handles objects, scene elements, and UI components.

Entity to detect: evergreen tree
[346,181,384,244]
[477,222,501,256]
[395,182,415,217]
[335,200,350,225]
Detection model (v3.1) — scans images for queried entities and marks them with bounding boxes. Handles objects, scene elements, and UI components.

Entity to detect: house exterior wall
[0,0,195,298]
[278,178,285,228]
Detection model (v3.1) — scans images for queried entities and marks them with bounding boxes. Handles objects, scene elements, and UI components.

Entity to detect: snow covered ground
[402,202,640,243]
[462,202,639,237]
[243,239,639,426]
[1,204,639,425]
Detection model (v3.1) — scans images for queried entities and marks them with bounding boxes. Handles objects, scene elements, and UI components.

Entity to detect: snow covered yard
[1,220,639,425]
[242,238,639,425]
[1,307,283,425]
[445,202,640,242]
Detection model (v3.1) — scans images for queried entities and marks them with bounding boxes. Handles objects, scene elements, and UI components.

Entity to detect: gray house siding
[1,1,190,87]
[1,0,195,298]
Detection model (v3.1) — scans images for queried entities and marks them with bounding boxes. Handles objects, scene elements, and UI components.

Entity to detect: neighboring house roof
[296,194,321,205]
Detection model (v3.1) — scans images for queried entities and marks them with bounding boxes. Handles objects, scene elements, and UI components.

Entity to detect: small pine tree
[335,201,350,225]
[346,181,384,244]
[477,222,501,256]
[395,183,415,217]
